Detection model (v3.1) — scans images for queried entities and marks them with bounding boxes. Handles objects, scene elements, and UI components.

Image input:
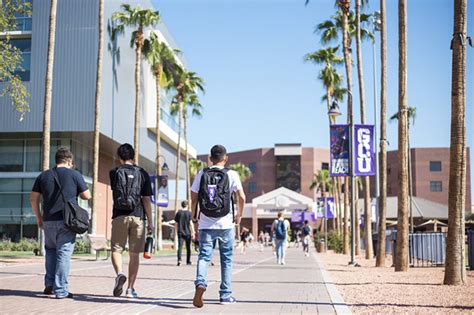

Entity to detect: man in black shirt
[30,148,91,299]
[175,201,194,266]
[110,143,153,299]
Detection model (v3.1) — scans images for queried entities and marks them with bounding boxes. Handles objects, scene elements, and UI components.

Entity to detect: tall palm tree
[143,31,180,250]
[444,0,468,285]
[189,158,207,180]
[395,0,409,272]
[91,0,104,235]
[229,163,253,183]
[355,0,373,260]
[376,0,388,268]
[112,4,160,164]
[310,169,333,236]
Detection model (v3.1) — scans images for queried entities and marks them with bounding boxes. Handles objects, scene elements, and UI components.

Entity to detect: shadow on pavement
[350,302,474,311]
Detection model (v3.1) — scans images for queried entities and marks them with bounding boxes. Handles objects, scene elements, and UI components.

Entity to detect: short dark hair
[210,144,227,163]
[304,220,309,225]
[117,143,135,161]
[181,200,188,208]
[55,148,74,164]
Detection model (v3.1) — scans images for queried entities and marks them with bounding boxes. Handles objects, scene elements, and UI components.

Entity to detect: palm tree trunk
[355,0,373,260]
[444,0,467,285]
[184,110,192,210]
[174,102,183,250]
[91,0,104,235]
[376,0,388,268]
[395,0,409,272]
[340,0,353,257]
[133,28,144,164]
[355,180,361,255]
[40,0,57,256]
[155,66,163,251]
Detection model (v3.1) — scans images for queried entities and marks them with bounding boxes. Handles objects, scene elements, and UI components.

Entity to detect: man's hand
[147,222,154,234]
[37,217,43,229]
[235,215,242,226]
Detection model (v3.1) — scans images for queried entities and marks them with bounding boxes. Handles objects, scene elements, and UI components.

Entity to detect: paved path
[0,246,350,314]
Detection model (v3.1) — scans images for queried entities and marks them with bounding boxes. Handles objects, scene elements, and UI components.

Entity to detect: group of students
[31,144,246,307]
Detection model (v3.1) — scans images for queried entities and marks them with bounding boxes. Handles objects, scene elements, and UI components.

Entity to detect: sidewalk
[0,246,350,314]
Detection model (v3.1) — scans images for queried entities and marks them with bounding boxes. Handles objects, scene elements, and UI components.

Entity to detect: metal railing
[409,232,447,267]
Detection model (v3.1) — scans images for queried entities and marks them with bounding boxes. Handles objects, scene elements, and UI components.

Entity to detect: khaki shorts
[111,216,145,254]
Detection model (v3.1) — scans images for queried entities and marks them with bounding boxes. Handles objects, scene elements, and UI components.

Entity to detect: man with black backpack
[271,211,290,265]
[302,220,312,257]
[109,144,153,299]
[30,148,91,299]
[190,145,246,308]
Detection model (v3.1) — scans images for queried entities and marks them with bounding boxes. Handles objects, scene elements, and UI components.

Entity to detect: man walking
[272,211,290,265]
[110,144,153,298]
[30,148,91,299]
[191,145,246,307]
[175,200,194,266]
[301,220,312,257]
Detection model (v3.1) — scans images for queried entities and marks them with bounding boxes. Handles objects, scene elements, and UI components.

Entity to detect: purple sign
[291,212,303,223]
[150,175,169,207]
[316,197,335,219]
[353,124,375,176]
[330,125,350,176]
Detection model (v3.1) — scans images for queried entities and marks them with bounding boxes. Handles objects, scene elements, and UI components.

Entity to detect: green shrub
[1,239,38,252]
[73,239,89,254]
[327,231,343,253]
[0,240,12,251]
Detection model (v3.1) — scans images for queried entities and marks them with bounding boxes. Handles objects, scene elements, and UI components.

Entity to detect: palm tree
[395,0,409,272]
[189,159,207,180]
[444,0,468,285]
[112,4,160,164]
[310,169,333,237]
[229,163,253,183]
[91,0,104,235]
[355,0,373,260]
[143,31,180,250]
[376,0,388,268]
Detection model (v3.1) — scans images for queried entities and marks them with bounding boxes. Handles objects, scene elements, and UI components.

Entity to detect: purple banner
[330,125,350,176]
[291,212,303,223]
[353,124,375,176]
[316,197,335,219]
[150,175,169,207]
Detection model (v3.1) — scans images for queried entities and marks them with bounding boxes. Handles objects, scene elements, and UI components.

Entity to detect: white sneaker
[126,288,138,298]
[281,259,286,265]
[277,259,281,265]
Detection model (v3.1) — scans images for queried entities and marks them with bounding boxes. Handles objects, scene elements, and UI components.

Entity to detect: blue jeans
[276,238,287,261]
[43,220,76,298]
[195,229,234,299]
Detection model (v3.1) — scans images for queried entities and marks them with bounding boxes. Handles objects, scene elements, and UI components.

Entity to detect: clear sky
[153,0,473,193]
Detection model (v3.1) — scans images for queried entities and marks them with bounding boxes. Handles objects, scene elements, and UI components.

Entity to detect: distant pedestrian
[239,227,249,254]
[191,145,246,307]
[258,231,265,251]
[109,144,153,299]
[302,220,312,257]
[30,148,91,299]
[175,200,195,266]
[271,211,290,265]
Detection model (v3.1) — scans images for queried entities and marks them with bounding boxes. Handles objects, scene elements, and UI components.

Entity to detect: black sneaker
[43,286,53,295]
[56,293,73,299]
[177,261,181,266]
[186,262,192,265]
[113,273,127,297]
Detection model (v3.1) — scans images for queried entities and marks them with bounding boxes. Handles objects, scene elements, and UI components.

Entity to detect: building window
[249,162,257,173]
[276,155,301,192]
[0,140,24,171]
[13,0,32,32]
[249,182,257,193]
[321,162,329,170]
[11,39,31,81]
[430,181,442,192]
[430,161,442,172]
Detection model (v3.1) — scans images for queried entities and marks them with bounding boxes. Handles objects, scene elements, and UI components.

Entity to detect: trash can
[468,230,474,270]
[317,239,326,253]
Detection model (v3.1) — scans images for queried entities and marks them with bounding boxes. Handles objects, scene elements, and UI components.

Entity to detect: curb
[313,252,352,315]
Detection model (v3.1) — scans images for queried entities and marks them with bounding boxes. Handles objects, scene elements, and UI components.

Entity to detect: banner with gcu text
[353,124,375,176]
[330,125,350,176]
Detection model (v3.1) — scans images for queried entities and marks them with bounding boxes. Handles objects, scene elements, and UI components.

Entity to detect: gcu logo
[356,128,372,173]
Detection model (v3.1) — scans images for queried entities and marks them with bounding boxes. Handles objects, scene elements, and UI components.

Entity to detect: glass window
[430,181,442,192]
[0,194,22,224]
[249,162,257,173]
[13,0,32,32]
[321,162,329,170]
[25,140,41,171]
[276,155,301,192]
[10,39,31,81]
[0,140,24,171]
[249,182,257,193]
[430,161,442,172]
[0,179,22,192]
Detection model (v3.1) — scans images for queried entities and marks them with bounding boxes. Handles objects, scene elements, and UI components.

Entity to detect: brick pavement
[0,246,350,314]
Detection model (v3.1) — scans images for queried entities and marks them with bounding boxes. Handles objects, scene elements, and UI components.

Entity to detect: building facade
[0,0,195,240]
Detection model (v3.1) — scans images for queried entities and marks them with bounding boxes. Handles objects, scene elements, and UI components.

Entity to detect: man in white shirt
[191,145,246,308]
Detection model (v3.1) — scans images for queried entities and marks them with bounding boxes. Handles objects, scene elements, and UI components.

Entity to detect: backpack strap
[51,167,68,204]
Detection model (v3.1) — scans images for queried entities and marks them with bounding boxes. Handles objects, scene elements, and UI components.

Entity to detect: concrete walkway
[0,246,350,314]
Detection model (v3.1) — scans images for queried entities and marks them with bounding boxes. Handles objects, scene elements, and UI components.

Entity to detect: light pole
[155,155,169,251]
[329,98,358,266]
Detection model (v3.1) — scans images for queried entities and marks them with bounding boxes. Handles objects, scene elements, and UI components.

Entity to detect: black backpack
[112,165,142,211]
[198,167,233,219]
[303,225,311,236]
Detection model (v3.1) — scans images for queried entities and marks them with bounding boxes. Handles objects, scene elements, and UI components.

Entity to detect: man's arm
[191,192,199,222]
[79,190,91,200]
[142,196,153,233]
[234,188,246,225]
[30,192,42,228]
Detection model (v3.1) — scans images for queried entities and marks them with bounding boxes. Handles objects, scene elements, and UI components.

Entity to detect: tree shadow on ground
[350,302,474,311]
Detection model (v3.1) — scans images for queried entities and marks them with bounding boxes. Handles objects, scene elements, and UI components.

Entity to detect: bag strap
[51,167,68,204]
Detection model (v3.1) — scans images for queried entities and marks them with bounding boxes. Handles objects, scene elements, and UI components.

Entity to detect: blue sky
[153,0,473,191]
